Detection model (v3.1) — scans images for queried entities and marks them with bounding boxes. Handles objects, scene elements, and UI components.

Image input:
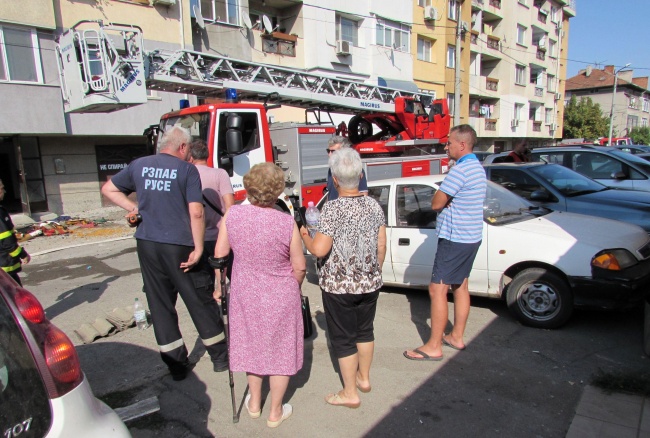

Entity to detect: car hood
[501,210,648,253]
[566,189,650,231]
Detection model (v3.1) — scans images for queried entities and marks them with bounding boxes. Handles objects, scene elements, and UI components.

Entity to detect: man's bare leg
[444,279,470,350]
[404,281,449,359]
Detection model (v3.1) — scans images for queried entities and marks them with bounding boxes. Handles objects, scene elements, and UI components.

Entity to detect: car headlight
[592,249,638,271]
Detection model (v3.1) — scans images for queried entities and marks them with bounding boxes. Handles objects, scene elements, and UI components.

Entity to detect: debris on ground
[17,217,129,242]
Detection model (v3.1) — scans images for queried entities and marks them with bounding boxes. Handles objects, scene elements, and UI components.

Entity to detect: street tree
[628,127,650,145]
[562,96,610,139]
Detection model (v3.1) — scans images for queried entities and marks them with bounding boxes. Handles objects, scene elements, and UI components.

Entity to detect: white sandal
[267,404,292,428]
[244,394,261,419]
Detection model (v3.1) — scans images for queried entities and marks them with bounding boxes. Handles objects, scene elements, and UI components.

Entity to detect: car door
[487,168,566,210]
[390,183,438,287]
[367,184,395,283]
[570,151,635,190]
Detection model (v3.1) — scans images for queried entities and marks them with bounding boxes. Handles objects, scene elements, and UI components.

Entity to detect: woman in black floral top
[301,147,386,409]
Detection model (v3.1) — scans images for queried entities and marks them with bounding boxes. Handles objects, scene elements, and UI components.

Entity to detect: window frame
[447,92,456,116]
[545,108,553,124]
[516,24,527,46]
[338,15,359,46]
[417,37,432,62]
[448,0,459,21]
[547,74,556,93]
[376,18,410,52]
[200,0,239,26]
[446,45,456,68]
[418,0,432,6]
[548,39,557,58]
[0,25,43,83]
[515,64,526,86]
[514,103,524,120]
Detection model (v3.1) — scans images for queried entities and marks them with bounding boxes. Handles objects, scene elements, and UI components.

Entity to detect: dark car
[0,271,131,437]
[484,162,650,233]
[614,145,650,154]
[531,145,650,192]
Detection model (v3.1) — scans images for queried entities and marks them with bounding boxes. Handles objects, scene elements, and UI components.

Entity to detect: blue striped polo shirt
[436,154,486,243]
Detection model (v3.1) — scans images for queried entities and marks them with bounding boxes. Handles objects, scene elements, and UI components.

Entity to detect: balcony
[489,0,501,8]
[564,0,576,17]
[471,31,478,44]
[487,35,500,50]
[532,121,542,132]
[537,12,547,23]
[261,32,298,57]
[486,78,498,91]
[485,119,497,131]
[536,49,546,61]
[534,87,544,97]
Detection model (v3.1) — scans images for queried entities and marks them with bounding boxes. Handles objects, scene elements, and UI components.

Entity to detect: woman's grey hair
[328,136,352,148]
[158,126,191,153]
[329,147,363,190]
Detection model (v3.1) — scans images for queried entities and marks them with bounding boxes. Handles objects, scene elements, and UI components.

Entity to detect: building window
[514,103,524,120]
[376,18,410,52]
[642,118,648,128]
[550,6,559,23]
[627,115,639,130]
[447,93,455,116]
[515,65,526,85]
[418,0,432,6]
[643,98,650,112]
[337,16,359,46]
[516,25,526,45]
[548,39,557,58]
[446,45,456,68]
[629,96,637,109]
[417,37,432,62]
[547,74,556,92]
[201,0,239,25]
[448,0,459,21]
[545,108,553,124]
[0,26,42,82]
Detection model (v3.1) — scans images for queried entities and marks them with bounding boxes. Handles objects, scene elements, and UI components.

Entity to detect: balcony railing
[538,13,547,23]
[535,87,544,97]
[471,32,478,44]
[486,78,498,91]
[536,50,546,60]
[485,119,497,131]
[489,0,501,9]
[487,36,500,50]
[532,121,542,132]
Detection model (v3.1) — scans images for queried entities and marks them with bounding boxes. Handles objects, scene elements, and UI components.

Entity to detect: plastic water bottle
[305,201,320,238]
[134,298,148,330]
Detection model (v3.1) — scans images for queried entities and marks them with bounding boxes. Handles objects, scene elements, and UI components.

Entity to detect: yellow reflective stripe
[201,332,225,346]
[158,338,185,353]
[2,263,21,273]
[0,230,13,240]
[9,247,22,258]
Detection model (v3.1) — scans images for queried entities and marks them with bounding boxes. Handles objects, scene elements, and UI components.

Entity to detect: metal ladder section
[145,50,435,115]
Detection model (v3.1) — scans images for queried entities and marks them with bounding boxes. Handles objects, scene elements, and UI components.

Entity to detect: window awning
[377,77,420,93]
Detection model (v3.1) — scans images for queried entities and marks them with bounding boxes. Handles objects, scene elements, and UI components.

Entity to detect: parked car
[614,145,650,155]
[473,151,494,162]
[0,271,131,437]
[482,152,512,164]
[483,162,650,232]
[531,146,650,191]
[363,175,650,329]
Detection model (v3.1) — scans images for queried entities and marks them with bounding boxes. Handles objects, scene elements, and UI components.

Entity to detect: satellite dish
[193,4,206,29]
[242,14,253,29]
[262,15,273,33]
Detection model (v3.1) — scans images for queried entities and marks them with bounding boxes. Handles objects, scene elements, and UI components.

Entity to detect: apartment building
[466,0,575,152]
[565,65,650,137]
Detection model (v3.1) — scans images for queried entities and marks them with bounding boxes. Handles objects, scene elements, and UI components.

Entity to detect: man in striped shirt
[404,124,486,361]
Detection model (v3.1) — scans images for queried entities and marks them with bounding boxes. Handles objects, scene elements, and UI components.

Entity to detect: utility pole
[454,3,463,127]
[608,63,631,146]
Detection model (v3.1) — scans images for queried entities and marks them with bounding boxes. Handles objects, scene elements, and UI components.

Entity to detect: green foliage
[628,127,650,145]
[562,95,610,139]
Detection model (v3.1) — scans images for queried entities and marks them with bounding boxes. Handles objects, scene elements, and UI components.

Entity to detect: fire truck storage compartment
[364,156,444,181]
[269,123,336,207]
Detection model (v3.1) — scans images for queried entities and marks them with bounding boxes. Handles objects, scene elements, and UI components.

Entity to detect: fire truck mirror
[226,129,243,155]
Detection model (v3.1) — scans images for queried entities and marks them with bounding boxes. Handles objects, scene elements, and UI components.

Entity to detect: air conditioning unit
[424,6,438,21]
[336,40,351,56]
[555,92,562,101]
[152,0,176,5]
[549,123,557,131]
[511,119,519,128]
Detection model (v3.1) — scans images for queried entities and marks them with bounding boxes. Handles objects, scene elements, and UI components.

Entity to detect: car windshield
[610,149,650,174]
[528,164,606,196]
[483,181,548,225]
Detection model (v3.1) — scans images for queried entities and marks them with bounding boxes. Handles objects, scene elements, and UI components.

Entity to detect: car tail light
[14,288,45,323]
[45,326,82,385]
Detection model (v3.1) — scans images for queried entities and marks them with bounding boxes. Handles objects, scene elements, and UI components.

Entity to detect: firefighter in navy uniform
[0,179,30,286]
[101,126,228,381]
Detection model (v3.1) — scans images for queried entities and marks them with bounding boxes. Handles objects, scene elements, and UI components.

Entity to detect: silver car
[0,271,131,437]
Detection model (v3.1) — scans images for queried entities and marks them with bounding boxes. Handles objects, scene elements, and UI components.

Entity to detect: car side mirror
[611,171,627,180]
[530,190,551,201]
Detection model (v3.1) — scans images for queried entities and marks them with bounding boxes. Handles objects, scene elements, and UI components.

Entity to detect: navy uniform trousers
[136,239,226,375]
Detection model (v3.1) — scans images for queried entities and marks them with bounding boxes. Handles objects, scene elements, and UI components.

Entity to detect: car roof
[484,162,546,169]
[531,145,618,152]
[368,174,447,186]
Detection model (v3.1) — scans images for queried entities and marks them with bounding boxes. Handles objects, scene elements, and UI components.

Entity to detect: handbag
[301,294,313,339]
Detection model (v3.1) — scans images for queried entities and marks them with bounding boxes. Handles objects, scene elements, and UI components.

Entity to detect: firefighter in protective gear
[0,179,30,285]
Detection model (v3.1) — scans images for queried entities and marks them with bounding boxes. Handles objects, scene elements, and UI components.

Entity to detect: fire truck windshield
[159,112,211,144]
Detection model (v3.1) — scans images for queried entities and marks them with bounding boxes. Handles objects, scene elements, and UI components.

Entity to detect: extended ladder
[57,21,435,114]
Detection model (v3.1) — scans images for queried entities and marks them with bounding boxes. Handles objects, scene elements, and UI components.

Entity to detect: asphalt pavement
[13,214,650,438]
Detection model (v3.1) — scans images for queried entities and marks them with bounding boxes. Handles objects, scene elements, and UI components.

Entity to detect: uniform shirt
[110,153,203,246]
[327,168,368,201]
[195,164,233,242]
[436,153,486,243]
[0,206,27,273]
[317,196,385,294]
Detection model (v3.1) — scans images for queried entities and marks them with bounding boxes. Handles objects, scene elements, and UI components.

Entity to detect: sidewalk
[566,386,649,437]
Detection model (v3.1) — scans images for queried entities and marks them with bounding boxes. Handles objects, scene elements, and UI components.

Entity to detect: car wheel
[506,268,573,329]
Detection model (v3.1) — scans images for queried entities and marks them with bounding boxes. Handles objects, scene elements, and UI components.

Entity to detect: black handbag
[301,294,313,339]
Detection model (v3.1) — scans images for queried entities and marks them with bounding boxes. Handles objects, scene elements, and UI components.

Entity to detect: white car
[365,175,650,329]
[0,271,131,437]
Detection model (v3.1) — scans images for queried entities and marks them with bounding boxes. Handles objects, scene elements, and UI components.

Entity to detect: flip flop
[442,336,466,351]
[403,348,443,361]
[244,394,261,419]
[325,392,361,409]
[266,404,292,428]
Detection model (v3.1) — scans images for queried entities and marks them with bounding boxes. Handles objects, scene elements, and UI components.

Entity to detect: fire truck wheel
[347,116,373,144]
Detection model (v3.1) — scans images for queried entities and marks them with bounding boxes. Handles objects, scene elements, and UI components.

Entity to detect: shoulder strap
[202,194,225,217]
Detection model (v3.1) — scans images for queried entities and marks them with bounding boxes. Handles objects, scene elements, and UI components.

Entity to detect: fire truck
[56,21,451,210]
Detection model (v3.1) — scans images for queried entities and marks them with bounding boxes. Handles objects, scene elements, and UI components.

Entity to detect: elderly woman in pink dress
[214,162,306,428]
